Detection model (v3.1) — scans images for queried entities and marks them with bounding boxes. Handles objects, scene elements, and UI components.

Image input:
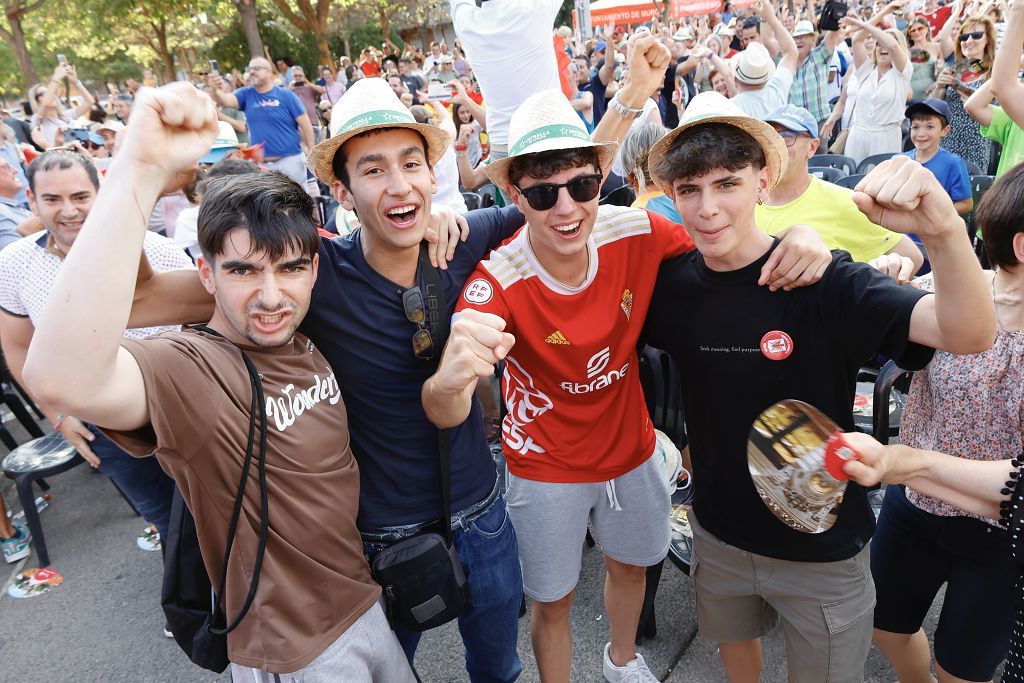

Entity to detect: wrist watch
[608,95,645,120]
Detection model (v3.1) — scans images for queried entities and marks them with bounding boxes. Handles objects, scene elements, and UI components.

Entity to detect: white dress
[844,59,913,164]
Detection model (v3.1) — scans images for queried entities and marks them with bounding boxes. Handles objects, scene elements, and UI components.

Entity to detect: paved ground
[0,416,995,681]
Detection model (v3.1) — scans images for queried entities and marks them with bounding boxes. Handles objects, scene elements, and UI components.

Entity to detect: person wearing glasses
[928,12,997,173]
[905,16,944,100]
[757,105,923,274]
[206,58,315,189]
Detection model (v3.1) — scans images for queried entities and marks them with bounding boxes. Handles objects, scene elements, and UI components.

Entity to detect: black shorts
[871,484,1016,680]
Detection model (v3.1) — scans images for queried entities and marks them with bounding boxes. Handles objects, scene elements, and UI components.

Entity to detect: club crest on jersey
[621,289,633,320]
[464,278,493,305]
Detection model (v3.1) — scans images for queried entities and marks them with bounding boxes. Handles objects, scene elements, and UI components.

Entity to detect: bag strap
[416,244,454,545]
[191,325,270,635]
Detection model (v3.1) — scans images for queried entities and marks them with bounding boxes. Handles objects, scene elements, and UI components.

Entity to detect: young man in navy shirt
[208,57,315,189]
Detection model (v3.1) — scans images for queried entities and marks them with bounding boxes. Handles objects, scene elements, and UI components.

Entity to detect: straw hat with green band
[308,78,451,186]
[648,91,788,196]
[484,89,619,191]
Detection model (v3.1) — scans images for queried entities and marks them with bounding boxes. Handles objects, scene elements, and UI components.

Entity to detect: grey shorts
[689,511,874,683]
[506,451,670,602]
[229,601,415,682]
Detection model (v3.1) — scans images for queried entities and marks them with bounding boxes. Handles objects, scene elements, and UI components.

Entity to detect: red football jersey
[456,206,694,483]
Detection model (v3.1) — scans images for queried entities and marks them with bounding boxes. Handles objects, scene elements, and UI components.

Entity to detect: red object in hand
[824,433,858,481]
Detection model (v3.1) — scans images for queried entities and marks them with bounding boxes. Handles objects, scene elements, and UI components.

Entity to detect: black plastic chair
[964,175,995,248]
[461,191,482,211]
[810,154,857,176]
[856,152,898,175]
[964,159,984,176]
[835,173,866,189]
[809,166,847,183]
[872,360,913,445]
[2,433,82,567]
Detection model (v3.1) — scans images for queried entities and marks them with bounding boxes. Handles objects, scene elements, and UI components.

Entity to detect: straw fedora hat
[308,78,451,185]
[648,91,787,194]
[484,89,618,191]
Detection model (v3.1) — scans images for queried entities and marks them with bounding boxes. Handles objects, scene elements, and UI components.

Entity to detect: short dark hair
[977,162,1024,269]
[651,123,764,188]
[331,128,430,189]
[507,147,600,187]
[26,150,100,193]
[909,111,949,128]
[197,171,319,262]
[196,158,261,198]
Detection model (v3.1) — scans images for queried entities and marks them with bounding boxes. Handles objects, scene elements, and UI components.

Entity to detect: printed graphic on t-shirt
[265,371,342,432]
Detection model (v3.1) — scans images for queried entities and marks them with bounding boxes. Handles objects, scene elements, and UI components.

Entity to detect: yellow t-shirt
[756,176,901,262]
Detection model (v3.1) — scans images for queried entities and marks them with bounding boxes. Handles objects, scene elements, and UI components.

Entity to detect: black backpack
[160,327,269,673]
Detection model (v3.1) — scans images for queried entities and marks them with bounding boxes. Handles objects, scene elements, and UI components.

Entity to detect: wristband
[52,412,65,431]
[454,144,468,151]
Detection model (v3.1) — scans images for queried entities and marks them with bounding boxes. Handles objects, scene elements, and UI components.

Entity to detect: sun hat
[648,91,788,194]
[483,89,618,190]
[95,120,126,134]
[714,23,736,37]
[199,121,242,164]
[792,19,817,36]
[733,42,775,85]
[307,78,451,185]
[764,104,819,137]
[673,26,694,42]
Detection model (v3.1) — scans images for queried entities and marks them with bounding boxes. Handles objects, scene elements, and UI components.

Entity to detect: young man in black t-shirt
[642,91,996,682]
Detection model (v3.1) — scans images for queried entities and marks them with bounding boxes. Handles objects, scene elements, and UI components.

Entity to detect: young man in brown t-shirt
[22,84,415,681]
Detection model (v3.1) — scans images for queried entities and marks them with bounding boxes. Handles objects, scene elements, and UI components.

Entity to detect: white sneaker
[603,642,658,682]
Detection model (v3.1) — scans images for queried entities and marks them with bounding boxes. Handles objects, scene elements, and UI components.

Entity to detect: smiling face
[198,229,318,348]
[909,113,948,153]
[27,164,96,255]
[794,33,816,59]
[959,22,988,59]
[508,161,601,284]
[334,128,437,257]
[0,159,23,198]
[247,58,275,89]
[668,164,771,271]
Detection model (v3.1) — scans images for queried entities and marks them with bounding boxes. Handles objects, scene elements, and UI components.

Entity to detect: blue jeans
[87,424,175,541]
[364,494,523,683]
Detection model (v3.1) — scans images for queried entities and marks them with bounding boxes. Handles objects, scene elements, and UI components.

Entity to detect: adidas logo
[545,331,570,345]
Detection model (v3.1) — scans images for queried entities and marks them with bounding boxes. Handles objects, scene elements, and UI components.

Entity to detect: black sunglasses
[402,286,434,361]
[515,173,603,211]
[958,31,985,42]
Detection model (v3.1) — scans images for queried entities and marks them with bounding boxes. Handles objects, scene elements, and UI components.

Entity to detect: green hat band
[337,108,416,136]
[510,124,593,157]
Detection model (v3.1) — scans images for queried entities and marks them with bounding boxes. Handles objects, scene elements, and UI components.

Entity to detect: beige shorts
[689,511,874,683]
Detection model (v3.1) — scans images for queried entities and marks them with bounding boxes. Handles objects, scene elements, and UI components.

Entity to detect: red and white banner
[589,0,725,26]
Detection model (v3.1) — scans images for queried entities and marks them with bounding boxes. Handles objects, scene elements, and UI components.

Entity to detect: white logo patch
[464,278,493,305]
[586,346,611,378]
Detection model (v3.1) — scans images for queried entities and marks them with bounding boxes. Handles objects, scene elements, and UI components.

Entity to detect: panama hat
[308,78,451,185]
[199,121,242,164]
[484,89,618,191]
[672,26,694,42]
[792,19,817,36]
[648,91,787,194]
[734,42,775,85]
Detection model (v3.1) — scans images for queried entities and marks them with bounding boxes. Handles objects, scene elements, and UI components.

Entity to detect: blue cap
[595,41,607,52]
[86,131,104,146]
[906,98,951,124]
[764,104,818,137]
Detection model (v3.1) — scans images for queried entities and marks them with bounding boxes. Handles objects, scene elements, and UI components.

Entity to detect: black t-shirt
[663,63,679,130]
[581,72,608,126]
[300,206,523,528]
[644,243,933,562]
[401,74,425,104]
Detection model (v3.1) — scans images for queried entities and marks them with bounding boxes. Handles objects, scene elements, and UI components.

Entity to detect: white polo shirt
[449,0,562,147]
[0,230,194,339]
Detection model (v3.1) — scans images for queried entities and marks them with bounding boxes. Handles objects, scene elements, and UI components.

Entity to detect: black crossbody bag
[369,244,469,632]
[161,326,270,672]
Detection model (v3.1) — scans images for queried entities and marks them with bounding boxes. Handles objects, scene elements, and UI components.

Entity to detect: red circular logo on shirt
[760,330,794,361]
[464,278,493,305]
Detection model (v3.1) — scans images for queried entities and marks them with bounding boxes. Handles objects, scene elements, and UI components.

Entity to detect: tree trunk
[315,31,332,68]
[1,12,40,98]
[234,0,265,58]
[156,19,175,82]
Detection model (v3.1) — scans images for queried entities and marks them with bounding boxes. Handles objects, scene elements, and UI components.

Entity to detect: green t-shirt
[756,176,902,262]
[980,106,1024,178]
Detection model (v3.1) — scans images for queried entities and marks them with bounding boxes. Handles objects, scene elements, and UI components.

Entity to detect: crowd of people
[1,0,1023,680]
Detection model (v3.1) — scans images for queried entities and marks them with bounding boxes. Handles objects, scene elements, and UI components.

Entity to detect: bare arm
[963,78,995,126]
[24,84,220,431]
[852,156,996,354]
[205,75,240,109]
[68,68,96,119]
[757,0,799,73]
[571,90,594,112]
[990,0,1024,126]
[218,109,248,133]
[599,49,617,86]
[296,113,314,153]
[822,28,845,53]
[840,432,1011,520]
[884,235,925,274]
[937,0,961,57]
[592,34,671,146]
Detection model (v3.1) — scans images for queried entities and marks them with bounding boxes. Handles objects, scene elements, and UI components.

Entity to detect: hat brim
[648,115,788,195]
[308,122,451,186]
[199,147,237,164]
[483,138,620,195]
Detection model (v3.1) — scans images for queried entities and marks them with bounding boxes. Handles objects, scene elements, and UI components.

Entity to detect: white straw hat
[648,91,788,194]
[792,19,817,36]
[308,78,451,185]
[734,42,776,86]
[484,89,618,190]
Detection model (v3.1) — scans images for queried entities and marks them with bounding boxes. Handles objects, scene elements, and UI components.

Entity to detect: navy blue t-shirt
[300,206,524,528]
[233,86,306,157]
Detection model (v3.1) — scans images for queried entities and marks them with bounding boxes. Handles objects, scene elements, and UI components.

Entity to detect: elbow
[22,359,65,414]
[948,323,997,355]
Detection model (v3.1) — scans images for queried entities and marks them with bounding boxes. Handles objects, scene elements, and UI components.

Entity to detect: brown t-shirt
[105,329,379,673]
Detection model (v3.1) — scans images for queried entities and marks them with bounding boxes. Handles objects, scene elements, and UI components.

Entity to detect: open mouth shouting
[384,203,420,229]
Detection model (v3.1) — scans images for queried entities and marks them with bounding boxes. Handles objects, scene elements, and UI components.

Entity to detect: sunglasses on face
[402,287,435,361]
[959,31,985,42]
[514,173,603,211]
